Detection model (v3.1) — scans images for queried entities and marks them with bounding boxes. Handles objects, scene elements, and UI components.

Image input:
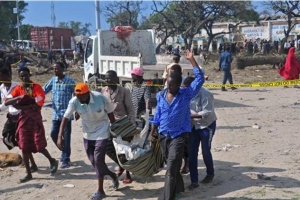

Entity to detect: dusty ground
[1,61,300,200]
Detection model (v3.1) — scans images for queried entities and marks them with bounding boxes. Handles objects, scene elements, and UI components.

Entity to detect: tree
[150,1,214,51]
[57,21,92,36]
[100,1,145,29]
[263,1,300,53]
[0,1,28,40]
[170,1,213,49]
[202,1,259,51]
[19,24,33,40]
[81,23,92,36]
[148,1,260,53]
[149,1,189,53]
[57,21,69,28]
[69,21,82,36]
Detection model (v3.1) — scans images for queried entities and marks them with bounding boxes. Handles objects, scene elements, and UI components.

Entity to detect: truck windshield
[13,40,35,50]
[85,39,93,62]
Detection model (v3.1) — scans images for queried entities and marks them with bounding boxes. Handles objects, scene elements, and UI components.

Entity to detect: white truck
[11,40,36,52]
[83,28,198,94]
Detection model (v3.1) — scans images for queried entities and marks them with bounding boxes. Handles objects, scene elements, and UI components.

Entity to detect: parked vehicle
[30,27,75,58]
[83,28,197,95]
[11,40,36,52]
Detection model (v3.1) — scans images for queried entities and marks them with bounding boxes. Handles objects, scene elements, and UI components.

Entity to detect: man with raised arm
[150,50,205,200]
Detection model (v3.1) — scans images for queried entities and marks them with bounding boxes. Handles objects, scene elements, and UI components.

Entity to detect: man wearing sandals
[150,50,205,200]
[100,70,135,184]
[57,83,119,199]
[5,67,58,183]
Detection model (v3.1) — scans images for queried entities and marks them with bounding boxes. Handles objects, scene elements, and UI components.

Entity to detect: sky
[22,1,265,36]
[22,1,154,35]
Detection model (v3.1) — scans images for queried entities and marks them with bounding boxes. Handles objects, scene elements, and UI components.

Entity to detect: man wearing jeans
[219,45,236,91]
[183,77,217,190]
[43,62,75,168]
[150,50,204,200]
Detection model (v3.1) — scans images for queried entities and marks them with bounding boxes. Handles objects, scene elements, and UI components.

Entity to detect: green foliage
[138,12,166,30]
[146,1,260,50]
[57,21,92,36]
[264,1,300,41]
[19,24,33,40]
[0,1,28,40]
[184,1,259,50]
[57,21,69,28]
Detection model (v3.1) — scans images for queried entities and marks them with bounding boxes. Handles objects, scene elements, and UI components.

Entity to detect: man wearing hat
[162,53,181,85]
[126,67,151,119]
[57,83,119,199]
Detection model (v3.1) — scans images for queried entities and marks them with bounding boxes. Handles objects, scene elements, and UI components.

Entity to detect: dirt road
[1,63,300,200]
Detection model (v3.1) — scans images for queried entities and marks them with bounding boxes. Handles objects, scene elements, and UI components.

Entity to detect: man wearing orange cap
[57,83,119,199]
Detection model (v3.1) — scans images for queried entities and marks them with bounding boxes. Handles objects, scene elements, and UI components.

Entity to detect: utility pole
[51,1,56,27]
[95,0,100,30]
[16,0,20,40]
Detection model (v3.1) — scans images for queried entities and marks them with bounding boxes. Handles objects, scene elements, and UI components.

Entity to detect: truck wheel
[87,76,105,91]
[88,76,99,91]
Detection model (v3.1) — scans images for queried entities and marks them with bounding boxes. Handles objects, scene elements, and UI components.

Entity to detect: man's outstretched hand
[185,49,198,67]
[185,49,194,61]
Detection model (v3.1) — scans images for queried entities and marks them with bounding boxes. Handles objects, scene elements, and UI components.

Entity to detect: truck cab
[11,40,36,52]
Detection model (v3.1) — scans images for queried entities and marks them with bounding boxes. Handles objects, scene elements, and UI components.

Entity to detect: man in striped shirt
[43,62,75,168]
[126,67,151,119]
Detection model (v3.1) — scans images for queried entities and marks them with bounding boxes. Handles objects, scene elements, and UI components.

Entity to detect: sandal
[91,192,106,200]
[30,165,39,173]
[18,175,32,184]
[122,178,132,184]
[50,159,59,174]
[111,173,119,190]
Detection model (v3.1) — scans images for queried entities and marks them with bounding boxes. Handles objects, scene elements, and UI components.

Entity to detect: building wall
[199,19,300,41]
[154,17,300,51]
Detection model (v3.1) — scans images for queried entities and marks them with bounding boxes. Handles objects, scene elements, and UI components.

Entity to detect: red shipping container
[30,27,74,51]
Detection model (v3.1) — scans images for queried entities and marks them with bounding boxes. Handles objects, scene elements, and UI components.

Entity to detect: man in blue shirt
[43,62,75,168]
[219,45,237,91]
[150,50,204,200]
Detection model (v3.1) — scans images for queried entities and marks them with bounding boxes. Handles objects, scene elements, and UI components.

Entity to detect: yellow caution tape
[204,79,300,88]
[10,60,21,68]
[2,79,300,88]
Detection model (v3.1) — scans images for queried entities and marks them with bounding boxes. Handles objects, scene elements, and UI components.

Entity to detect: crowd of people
[0,49,219,200]
[3,37,300,199]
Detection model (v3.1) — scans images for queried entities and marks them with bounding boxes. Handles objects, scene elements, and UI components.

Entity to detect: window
[85,38,93,62]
